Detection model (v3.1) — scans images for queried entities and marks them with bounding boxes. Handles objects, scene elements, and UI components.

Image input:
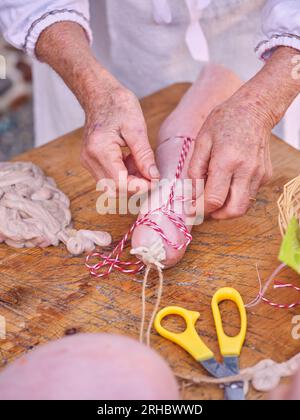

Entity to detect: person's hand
[189,46,300,220]
[35,21,159,193]
[189,86,273,219]
[269,370,300,400]
[81,71,160,192]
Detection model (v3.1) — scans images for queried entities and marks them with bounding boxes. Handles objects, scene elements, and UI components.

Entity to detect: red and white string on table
[247,263,300,310]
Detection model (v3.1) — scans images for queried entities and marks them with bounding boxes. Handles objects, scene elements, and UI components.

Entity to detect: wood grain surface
[0,83,299,400]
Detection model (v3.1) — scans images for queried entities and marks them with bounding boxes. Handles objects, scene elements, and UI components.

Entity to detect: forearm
[236,47,300,126]
[35,21,119,114]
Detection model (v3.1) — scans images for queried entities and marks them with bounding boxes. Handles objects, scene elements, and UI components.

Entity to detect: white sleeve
[0,0,92,58]
[256,0,300,60]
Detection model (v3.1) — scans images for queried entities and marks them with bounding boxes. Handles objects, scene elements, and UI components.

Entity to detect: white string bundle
[177,352,300,395]
[0,162,111,255]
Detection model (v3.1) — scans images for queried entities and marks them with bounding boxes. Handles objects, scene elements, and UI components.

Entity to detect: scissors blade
[200,358,233,379]
[223,356,245,401]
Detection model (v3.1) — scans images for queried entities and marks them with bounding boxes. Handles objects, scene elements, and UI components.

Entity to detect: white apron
[32,0,300,150]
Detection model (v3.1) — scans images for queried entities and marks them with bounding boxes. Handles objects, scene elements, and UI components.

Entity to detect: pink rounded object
[131,137,197,268]
[0,333,179,400]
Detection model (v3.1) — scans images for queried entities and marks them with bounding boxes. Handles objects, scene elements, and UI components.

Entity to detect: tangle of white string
[0,162,111,255]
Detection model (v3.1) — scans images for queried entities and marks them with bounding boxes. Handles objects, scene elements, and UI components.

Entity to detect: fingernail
[149,164,160,179]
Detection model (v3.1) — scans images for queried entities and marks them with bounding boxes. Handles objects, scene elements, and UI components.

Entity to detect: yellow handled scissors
[154,287,247,400]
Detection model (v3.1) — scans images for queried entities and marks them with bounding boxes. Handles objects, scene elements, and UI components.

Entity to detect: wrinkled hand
[35,21,159,192]
[189,88,273,219]
[81,73,159,192]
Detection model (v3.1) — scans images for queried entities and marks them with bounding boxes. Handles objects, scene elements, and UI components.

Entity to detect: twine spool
[248,174,300,310]
[278,174,300,237]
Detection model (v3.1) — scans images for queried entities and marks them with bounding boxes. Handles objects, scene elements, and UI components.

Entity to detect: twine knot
[130,238,166,269]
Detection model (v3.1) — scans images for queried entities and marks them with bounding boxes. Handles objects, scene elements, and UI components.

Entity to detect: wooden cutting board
[0,83,299,400]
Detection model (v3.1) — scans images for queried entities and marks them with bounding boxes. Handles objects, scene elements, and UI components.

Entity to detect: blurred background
[0,35,33,160]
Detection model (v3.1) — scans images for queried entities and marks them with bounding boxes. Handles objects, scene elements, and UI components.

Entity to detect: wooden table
[0,83,299,400]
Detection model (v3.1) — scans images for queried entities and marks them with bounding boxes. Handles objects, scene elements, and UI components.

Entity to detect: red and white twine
[86,136,194,278]
[86,135,300,311]
[262,280,300,310]
[247,263,300,310]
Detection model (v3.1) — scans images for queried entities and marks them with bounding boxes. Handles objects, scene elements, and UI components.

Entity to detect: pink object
[86,136,195,277]
[0,333,179,400]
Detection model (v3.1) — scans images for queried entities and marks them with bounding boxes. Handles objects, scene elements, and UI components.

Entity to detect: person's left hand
[189,86,273,219]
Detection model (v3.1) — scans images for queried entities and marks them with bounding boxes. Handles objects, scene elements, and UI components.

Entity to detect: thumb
[123,123,160,181]
[124,153,140,177]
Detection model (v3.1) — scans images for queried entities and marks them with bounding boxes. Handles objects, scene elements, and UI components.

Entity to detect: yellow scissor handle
[154,306,214,362]
[211,287,247,357]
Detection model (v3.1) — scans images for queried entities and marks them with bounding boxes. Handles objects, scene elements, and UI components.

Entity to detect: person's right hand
[81,71,160,193]
[35,21,160,193]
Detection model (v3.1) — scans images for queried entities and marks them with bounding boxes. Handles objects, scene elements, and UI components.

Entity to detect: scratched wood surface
[0,83,299,400]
